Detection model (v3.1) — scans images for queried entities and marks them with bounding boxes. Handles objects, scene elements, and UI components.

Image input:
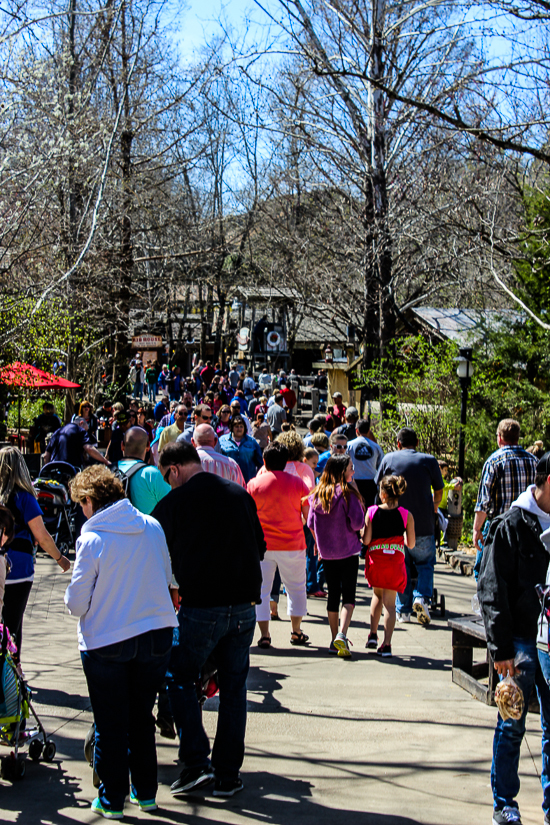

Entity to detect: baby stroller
[0,622,57,781]
[33,461,79,557]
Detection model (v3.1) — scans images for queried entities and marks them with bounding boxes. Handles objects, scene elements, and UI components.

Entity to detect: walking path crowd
[1,357,550,825]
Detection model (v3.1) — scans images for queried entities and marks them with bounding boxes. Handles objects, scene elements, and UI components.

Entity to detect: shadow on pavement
[157,771,426,825]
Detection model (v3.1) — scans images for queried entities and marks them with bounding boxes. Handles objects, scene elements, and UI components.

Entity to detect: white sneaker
[413,598,431,625]
[396,612,411,623]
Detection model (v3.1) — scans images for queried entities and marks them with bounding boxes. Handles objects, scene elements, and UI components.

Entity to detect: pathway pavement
[0,555,545,825]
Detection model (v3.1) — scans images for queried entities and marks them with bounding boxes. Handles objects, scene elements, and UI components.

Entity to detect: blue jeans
[491,637,550,813]
[147,383,156,402]
[133,381,143,400]
[81,627,173,810]
[396,534,436,614]
[166,603,255,781]
[305,525,325,593]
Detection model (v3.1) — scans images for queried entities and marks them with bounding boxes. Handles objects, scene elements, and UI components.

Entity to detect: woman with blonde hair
[307,454,365,657]
[0,447,70,661]
[65,465,177,818]
[363,475,415,657]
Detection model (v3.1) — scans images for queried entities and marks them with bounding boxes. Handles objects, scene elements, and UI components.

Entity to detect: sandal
[270,613,280,621]
[290,630,309,646]
[257,636,272,649]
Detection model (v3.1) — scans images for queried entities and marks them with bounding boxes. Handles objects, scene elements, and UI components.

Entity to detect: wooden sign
[131,335,162,349]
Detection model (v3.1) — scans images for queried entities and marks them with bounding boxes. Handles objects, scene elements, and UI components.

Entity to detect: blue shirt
[154,401,169,422]
[6,490,43,581]
[46,422,89,467]
[316,450,331,474]
[347,436,384,480]
[220,433,263,483]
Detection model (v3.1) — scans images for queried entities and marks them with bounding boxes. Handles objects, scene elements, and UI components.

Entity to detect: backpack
[129,366,137,383]
[112,460,147,498]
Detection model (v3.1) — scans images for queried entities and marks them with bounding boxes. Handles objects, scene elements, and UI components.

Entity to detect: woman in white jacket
[65,465,177,820]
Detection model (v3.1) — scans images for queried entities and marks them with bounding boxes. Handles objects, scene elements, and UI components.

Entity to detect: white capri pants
[256,549,307,622]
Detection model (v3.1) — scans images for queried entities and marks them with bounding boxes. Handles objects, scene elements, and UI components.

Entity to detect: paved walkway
[0,556,545,825]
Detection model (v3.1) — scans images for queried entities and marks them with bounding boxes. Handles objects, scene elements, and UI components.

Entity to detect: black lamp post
[456,347,474,479]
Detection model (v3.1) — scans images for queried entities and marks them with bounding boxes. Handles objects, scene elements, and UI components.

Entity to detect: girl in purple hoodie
[307,454,365,657]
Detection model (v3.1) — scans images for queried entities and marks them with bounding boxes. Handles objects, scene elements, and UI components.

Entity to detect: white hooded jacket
[64,498,177,650]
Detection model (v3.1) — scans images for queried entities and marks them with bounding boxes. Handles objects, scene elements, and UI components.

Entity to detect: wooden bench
[448,615,539,712]
[448,615,498,705]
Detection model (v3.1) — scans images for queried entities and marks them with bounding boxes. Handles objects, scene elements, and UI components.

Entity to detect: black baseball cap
[536,452,550,475]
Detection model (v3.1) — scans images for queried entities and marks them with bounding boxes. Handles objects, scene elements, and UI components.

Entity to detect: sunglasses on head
[163,466,173,484]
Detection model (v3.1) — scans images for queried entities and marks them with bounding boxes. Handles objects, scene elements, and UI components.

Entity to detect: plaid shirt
[475,445,538,518]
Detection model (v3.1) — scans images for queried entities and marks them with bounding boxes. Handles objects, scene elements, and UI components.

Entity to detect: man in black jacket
[152,441,266,800]
[479,453,550,825]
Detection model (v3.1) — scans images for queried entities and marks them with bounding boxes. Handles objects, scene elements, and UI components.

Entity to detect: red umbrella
[0,362,81,441]
[0,362,80,389]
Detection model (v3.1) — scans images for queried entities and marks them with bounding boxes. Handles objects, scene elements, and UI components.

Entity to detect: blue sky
[175,0,261,61]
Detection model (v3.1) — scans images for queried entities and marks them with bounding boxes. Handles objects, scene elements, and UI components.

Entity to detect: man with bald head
[119,426,171,514]
[192,424,246,488]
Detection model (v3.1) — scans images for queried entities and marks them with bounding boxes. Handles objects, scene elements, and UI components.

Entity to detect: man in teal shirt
[119,427,171,514]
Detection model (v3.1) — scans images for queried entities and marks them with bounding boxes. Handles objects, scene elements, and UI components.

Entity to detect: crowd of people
[4,360,550,824]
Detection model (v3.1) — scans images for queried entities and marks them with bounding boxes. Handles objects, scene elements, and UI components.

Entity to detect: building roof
[235,286,302,304]
[409,307,524,345]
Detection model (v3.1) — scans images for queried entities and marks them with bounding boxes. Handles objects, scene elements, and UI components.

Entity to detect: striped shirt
[475,445,538,518]
[196,446,246,488]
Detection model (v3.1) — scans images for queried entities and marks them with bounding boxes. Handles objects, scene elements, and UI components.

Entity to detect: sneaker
[492,807,522,824]
[413,598,431,625]
[91,798,124,820]
[309,590,327,598]
[377,643,392,658]
[544,812,550,825]
[396,612,411,623]
[212,776,244,797]
[333,632,352,658]
[366,633,378,649]
[328,641,338,655]
[170,766,214,795]
[129,788,157,812]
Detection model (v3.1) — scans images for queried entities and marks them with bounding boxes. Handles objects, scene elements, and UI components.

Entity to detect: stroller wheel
[28,740,43,761]
[59,542,71,558]
[43,740,56,762]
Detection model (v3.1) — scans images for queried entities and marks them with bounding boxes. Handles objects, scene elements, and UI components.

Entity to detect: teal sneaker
[129,788,158,812]
[91,798,124,820]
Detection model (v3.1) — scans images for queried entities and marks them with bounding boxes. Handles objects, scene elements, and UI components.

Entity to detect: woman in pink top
[247,442,310,649]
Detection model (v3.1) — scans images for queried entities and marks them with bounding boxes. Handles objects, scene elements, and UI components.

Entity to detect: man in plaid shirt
[473,419,537,578]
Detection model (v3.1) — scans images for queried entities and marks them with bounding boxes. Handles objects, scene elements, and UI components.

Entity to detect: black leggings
[2,581,33,663]
[323,555,359,613]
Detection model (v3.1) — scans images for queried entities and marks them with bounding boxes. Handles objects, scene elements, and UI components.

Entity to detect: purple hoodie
[307,486,365,560]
